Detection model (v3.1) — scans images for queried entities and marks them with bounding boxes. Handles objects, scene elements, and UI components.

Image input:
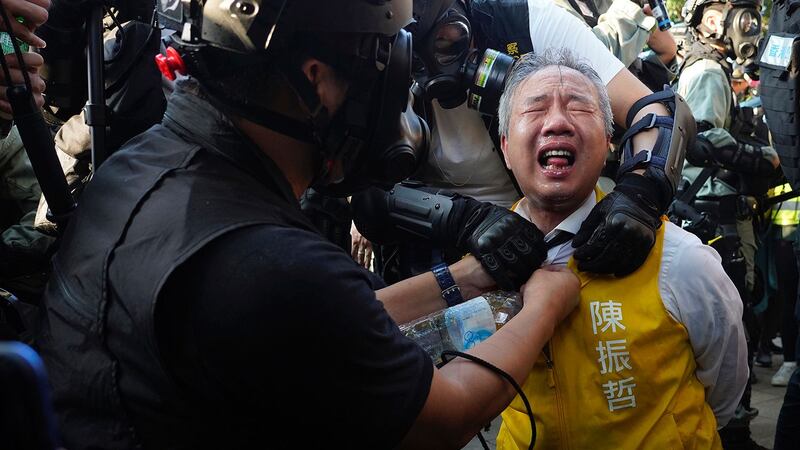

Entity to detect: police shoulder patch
[760,33,798,70]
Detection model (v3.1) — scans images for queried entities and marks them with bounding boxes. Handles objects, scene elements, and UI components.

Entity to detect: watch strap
[431,262,464,307]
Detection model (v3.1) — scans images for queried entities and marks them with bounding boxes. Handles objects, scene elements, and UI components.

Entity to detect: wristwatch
[431,262,464,307]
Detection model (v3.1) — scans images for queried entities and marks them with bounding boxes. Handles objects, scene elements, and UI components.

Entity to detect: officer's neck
[233,117,316,199]
[710,41,726,54]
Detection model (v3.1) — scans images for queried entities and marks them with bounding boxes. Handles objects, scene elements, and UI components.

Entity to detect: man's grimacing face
[501,65,610,213]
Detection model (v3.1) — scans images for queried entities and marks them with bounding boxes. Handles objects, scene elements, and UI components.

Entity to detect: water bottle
[400,291,523,365]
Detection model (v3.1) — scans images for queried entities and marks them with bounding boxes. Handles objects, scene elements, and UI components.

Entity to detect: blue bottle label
[444,297,495,351]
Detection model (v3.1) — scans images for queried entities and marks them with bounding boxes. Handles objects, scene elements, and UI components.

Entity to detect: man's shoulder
[662,221,718,262]
[197,224,362,276]
[117,122,194,155]
[657,223,742,331]
[662,220,702,243]
[193,223,384,294]
[660,222,727,283]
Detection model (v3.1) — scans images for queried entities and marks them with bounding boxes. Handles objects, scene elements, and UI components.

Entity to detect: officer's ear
[701,8,724,35]
[300,58,350,115]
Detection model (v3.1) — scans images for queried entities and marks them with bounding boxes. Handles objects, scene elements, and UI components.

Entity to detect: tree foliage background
[665,0,684,20]
[665,0,772,24]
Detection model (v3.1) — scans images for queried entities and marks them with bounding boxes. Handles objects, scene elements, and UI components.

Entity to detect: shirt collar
[512,190,597,240]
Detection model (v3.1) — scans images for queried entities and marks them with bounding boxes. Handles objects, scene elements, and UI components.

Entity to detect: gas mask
[411,1,515,115]
[318,29,431,196]
[722,6,762,67]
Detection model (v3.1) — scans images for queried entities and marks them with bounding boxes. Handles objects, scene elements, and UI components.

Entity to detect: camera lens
[463,49,515,116]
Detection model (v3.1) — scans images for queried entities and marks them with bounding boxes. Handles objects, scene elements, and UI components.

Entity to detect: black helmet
[682,0,759,28]
[158,0,412,53]
[157,0,427,194]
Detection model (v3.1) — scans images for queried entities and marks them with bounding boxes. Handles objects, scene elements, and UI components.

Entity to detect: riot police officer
[674,1,779,448]
[34,0,581,448]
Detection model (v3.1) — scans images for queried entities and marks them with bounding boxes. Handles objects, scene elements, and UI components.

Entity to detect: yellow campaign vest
[497,222,721,450]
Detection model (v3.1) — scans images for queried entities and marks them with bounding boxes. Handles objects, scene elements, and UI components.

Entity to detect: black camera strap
[440,349,536,450]
[482,114,524,198]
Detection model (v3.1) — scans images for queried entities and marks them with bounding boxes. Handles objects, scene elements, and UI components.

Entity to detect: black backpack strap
[679,166,719,204]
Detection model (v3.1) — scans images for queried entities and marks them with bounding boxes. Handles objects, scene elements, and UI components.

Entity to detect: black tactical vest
[36,90,316,449]
[759,0,800,187]
[470,0,535,59]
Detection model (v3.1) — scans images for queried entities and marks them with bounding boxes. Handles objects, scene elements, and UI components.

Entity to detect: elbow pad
[617,87,696,202]
[351,182,455,245]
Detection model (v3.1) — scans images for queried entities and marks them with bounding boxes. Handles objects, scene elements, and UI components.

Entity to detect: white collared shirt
[512,190,749,428]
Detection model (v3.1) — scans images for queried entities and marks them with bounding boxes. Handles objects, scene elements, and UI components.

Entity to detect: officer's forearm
[376,256,493,325]
[607,68,670,163]
[397,299,558,450]
[629,103,670,167]
[713,143,779,175]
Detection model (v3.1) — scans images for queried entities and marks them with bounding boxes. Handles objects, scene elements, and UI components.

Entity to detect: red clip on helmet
[155,47,186,81]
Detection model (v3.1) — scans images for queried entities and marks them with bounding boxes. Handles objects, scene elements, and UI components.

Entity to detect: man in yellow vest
[494,47,749,449]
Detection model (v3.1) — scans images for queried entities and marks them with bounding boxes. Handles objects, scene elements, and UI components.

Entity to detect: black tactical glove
[450,196,547,291]
[573,171,667,277]
[685,134,719,167]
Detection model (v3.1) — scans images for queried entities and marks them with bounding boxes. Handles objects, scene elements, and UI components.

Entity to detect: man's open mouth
[538,148,575,170]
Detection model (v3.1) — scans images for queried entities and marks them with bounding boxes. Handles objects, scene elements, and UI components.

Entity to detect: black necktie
[545,230,575,251]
